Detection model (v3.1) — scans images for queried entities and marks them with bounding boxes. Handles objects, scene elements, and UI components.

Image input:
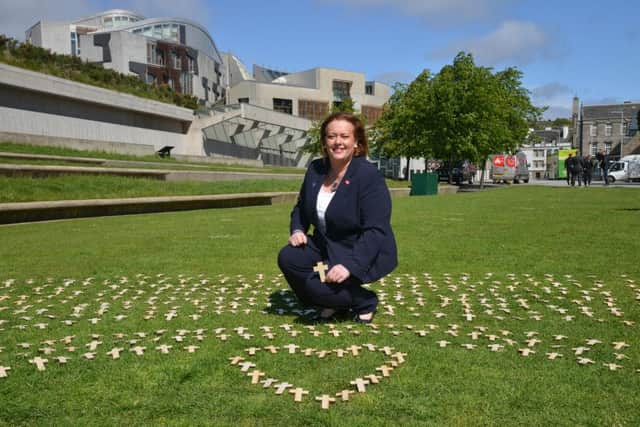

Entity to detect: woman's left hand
[325,264,351,284]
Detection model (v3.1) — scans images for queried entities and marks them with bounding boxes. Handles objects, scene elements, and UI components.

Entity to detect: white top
[316,188,336,234]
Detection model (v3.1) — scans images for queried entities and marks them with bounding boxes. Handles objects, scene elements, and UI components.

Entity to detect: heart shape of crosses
[229,342,407,409]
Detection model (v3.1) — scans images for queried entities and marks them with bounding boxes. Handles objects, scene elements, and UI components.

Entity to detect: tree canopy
[375,52,544,183]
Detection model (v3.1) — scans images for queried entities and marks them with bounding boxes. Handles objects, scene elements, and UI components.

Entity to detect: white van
[608,155,640,183]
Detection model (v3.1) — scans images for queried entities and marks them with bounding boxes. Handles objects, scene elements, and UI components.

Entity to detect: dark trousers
[571,170,582,186]
[584,171,592,186]
[277,237,378,314]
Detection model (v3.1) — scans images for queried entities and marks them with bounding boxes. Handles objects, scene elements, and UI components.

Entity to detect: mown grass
[0,175,304,203]
[0,186,638,426]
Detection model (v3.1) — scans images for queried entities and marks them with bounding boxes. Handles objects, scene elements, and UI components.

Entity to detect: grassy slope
[0,186,638,426]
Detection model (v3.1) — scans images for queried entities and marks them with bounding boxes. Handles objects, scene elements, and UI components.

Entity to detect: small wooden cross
[376,365,393,377]
[346,345,361,356]
[264,345,279,354]
[391,352,407,363]
[184,345,199,353]
[131,346,146,356]
[336,389,355,401]
[316,394,336,409]
[261,378,279,388]
[82,352,96,360]
[313,262,329,282]
[247,370,266,384]
[156,345,172,354]
[283,344,300,354]
[0,366,10,378]
[289,387,309,402]
[350,377,370,393]
[30,357,48,371]
[238,361,256,372]
[54,356,70,364]
[365,374,381,384]
[228,356,245,365]
[107,348,123,359]
[303,348,316,356]
[274,382,292,395]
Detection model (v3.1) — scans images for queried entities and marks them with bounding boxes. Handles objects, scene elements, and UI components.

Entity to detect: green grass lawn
[0,186,638,426]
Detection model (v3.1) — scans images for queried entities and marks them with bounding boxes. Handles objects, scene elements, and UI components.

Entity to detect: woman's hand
[288,231,307,247]
[325,264,351,283]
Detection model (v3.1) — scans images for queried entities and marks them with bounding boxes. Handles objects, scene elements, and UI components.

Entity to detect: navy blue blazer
[290,156,398,283]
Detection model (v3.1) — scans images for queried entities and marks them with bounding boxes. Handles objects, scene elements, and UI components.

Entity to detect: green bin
[410,171,438,196]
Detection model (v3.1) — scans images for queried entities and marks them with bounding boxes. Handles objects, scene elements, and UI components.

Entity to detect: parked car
[608,155,640,183]
[437,160,477,184]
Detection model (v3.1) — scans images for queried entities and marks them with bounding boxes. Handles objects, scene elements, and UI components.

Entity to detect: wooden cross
[0,366,10,378]
[350,378,370,393]
[228,356,245,365]
[313,262,329,282]
[238,361,256,372]
[264,345,279,354]
[274,382,292,395]
[336,389,354,401]
[365,374,381,384]
[261,378,279,388]
[82,352,96,360]
[283,344,300,354]
[316,394,336,409]
[376,365,393,377]
[391,352,407,363]
[247,370,266,384]
[289,387,309,402]
[303,348,316,356]
[245,347,261,355]
[184,345,199,353]
[334,349,346,358]
[346,345,361,356]
[30,357,48,371]
[156,345,172,354]
[54,356,70,364]
[107,348,123,359]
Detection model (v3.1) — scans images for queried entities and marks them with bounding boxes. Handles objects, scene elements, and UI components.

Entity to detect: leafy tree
[375,52,543,187]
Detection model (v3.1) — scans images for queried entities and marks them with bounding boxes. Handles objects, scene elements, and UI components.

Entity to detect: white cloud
[318,0,510,26]
[532,83,573,101]
[429,20,552,66]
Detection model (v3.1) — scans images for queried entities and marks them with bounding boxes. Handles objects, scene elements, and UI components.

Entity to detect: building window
[365,83,374,95]
[171,50,181,70]
[238,98,249,104]
[605,124,612,136]
[146,73,156,85]
[590,124,597,137]
[298,99,328,121]
[147,43,164,65]
[332,80,351,102]
[273,98,293,115]
[604,142,612,154]
[104,17,113,29]
[70,32,78,56]
[180,72,192,94]
[590,143,598,156]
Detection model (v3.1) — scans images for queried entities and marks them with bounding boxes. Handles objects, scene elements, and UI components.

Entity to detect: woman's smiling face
[324,119,357,164]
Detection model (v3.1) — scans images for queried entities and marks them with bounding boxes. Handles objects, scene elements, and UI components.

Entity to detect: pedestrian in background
[596,151,610,186]
[565,153,574,186]
[583,155,594,186]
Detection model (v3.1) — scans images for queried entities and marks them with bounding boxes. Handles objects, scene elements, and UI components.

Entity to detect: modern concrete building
[25,9,225,105]
[572,97,640,159]
[223,54,391,124]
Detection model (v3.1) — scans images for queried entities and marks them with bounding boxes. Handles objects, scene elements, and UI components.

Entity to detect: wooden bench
[157,146,175,158]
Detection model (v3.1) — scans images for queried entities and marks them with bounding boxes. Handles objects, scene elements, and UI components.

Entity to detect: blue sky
[2,0,638,119]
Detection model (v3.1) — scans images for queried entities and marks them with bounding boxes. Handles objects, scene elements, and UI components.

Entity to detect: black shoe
[310,308,347,324]
[353,310,376,324]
